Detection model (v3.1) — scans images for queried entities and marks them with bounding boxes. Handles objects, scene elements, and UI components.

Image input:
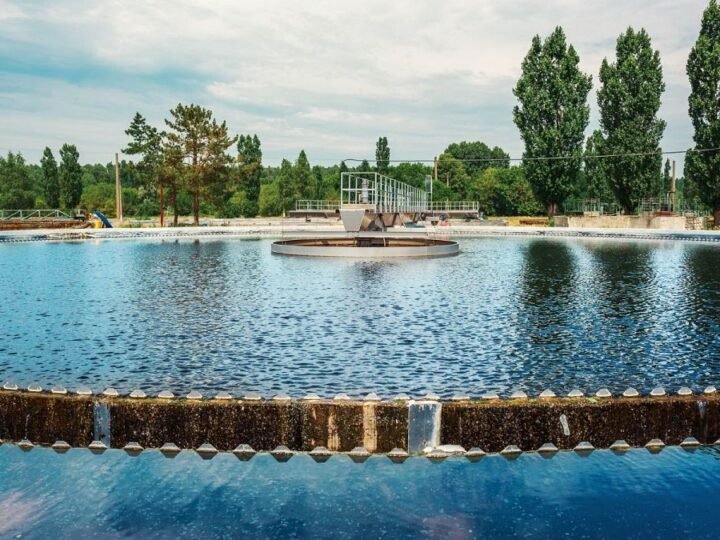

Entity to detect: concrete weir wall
[1,391,719,454]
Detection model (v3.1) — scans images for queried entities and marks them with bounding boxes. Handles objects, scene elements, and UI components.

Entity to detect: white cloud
[0,0,709,167]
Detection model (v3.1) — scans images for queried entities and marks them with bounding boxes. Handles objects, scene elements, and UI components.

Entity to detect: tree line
[1,1,719,222]
[514,1,720,221]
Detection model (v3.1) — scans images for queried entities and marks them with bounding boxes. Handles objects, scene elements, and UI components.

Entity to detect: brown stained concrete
[109,400,306,450]
[109,399,408,452]
[441,396,720,452]
[0,392,94,446]
[1,391,718,453]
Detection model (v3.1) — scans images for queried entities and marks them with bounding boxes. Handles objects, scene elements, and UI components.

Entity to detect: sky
[0,0,710,168]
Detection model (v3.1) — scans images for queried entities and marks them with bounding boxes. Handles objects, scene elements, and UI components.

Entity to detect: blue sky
[0,0,709,168]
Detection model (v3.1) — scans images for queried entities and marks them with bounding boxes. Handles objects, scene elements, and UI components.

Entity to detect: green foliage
[123,112,164,195]
[375,136,390,175]
[80,183,115,214]
[311,165,324,201]
[583,130,614,200]
[294,150,313,199]
[597,27,666,213]
[444,141,510,176]
[513,27,592,216]
[389,162,432,189]
[436,153,469,199]
[40,147,60,208]
[276,158,294,214]
[0,152,35,209]
[259,181,282,216]
[237,134,263,215]
[165,103,238,224]
[468,167,543,216]
[686,0,720,219]
[59,143,82,208]
[356,160,371,173]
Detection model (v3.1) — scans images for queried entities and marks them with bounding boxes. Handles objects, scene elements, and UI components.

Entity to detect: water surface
[0,237,718,396]
[0,445,718,539]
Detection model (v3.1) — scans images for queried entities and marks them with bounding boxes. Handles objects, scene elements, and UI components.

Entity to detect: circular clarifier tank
[271,237,459,258]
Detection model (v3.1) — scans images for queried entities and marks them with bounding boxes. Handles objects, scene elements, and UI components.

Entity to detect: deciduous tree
[583,131,613,201]
[686,0,720,223]
[513,27,592,217]
[597,27,666,213]
[237,134,263,217]
[0,152,35,209]
[444,141,510,176]
[40,147,60,208]
[59,144,82,208]
[375,136,390,175]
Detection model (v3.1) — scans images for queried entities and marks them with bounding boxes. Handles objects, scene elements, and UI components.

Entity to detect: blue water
[1,237,719,396]
[0,445,718,538]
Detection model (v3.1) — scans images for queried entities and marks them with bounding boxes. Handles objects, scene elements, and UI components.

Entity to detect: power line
[342,147,720,164]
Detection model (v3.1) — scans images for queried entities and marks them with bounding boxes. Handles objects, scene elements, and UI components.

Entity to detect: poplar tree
[686,0,720,223]
[375,136,390,175]
[584,130,613,201]
[277,158,294,215]
[597,27,666,213]
[59,144,82,208]
[41,147,60,208]
[237,134,262,216]
[513,28,592,217]
[294,150,313,199]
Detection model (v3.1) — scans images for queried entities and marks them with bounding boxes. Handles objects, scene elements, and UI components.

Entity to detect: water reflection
[0,446,719,538]
[0,238,718,396]
[518,240,578,340]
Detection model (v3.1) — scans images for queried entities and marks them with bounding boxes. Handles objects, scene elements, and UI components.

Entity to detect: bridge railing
[340,172,427,214]
[0,209,74,220]
[295,200,340,211]
[427,201,479,212]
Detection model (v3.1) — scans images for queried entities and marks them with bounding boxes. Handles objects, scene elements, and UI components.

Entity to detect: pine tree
[597,27,666,213]
[686,0,720,224]
[375,136,390,175]
[165,103,237,225]
[124,113,165,223]
[513,27,592,216]
[59,144,82,208]
[41,147,60,208]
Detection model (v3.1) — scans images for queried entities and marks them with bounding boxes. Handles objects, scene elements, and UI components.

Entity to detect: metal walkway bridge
[289,172,479,219]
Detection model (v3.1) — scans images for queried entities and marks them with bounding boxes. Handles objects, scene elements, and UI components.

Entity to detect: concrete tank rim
[270,236,460,258]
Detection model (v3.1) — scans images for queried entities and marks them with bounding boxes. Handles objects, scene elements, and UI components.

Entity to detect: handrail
[0,209,74,220]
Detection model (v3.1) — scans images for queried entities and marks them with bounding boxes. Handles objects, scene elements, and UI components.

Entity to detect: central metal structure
[291,173,479,222]
[340,172,428,214]
[338,172,428,232]
[272,171,460,257]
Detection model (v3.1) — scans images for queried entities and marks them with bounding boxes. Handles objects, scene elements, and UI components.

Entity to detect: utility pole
[115,153,123,223]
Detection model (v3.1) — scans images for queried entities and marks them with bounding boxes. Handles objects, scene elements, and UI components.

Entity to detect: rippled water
[0,237,719,396]
[0,445,719,538]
